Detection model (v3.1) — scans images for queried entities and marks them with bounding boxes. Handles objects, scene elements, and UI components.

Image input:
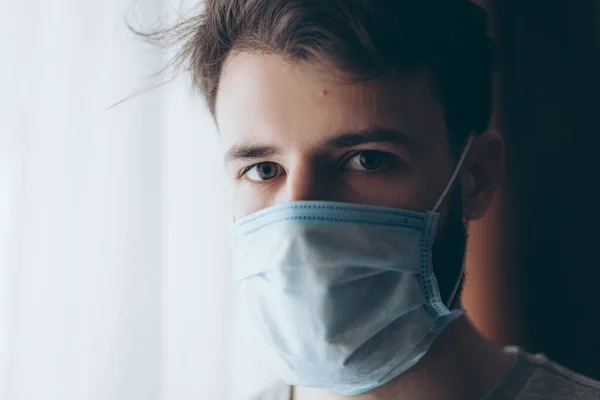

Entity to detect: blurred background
[463,0,600,382]
[0,1,599,399]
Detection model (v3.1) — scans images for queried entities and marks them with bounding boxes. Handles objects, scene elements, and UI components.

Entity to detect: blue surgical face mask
[232,136,474,395]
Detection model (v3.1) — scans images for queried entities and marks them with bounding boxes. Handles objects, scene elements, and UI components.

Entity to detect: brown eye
[346,151,394,171]
[245,162,282,181]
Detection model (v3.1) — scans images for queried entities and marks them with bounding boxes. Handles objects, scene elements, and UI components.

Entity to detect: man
[162,0,600,399]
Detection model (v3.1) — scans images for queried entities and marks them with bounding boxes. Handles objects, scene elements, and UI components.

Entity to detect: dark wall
[491,0,600,379]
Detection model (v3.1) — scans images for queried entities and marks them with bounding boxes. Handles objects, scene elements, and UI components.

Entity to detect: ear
[460,130,505,220]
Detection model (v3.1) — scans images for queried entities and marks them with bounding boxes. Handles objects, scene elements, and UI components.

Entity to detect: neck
[294,316,514,400]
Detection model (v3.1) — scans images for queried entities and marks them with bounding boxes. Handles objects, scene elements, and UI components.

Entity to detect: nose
[279,158,331,203]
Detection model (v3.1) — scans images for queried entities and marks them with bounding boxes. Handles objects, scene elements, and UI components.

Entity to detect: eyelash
[236,163,282,189]
[340,150,396,170]
[239,150,397,180]
[239,163,269,177]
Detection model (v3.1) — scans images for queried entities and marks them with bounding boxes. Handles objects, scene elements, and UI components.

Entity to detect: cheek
[232,183,276,218]
[338,171,428,211]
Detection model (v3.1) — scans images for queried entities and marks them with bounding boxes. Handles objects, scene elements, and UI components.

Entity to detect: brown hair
[142,0,494,150]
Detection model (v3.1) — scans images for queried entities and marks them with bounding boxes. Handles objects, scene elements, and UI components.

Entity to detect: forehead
[215,52,447,151]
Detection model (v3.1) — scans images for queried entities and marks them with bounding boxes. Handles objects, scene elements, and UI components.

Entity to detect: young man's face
[216,53,462,219]
[216,51,502,303]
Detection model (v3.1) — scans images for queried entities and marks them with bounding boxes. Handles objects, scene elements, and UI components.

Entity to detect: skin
[216,52,511,400]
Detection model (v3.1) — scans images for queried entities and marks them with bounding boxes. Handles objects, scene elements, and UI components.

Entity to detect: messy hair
[142,0,494,150]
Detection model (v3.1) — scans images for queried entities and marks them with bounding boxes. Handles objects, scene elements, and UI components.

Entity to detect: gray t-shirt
[250,347,600,400]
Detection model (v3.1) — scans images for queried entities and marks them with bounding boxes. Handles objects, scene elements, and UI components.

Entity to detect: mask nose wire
[432,134,475,213]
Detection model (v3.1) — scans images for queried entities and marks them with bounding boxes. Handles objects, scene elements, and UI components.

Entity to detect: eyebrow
[324,128,412,148]
[223,128,412,164]
[224,143,280,164]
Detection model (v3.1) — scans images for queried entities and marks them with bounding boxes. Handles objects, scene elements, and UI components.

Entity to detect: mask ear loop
[431,133,475,308]
[432,134,475,213]
[446,239,468,309]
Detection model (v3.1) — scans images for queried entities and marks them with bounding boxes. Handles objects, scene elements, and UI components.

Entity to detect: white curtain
[0,1,276,399]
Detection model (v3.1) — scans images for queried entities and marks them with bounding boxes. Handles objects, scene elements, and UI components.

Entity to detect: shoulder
[509,347,600,400]
[247,381,291,400]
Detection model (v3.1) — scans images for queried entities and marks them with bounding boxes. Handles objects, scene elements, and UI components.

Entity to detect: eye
[243,162,283,182]
[344,151,395,172]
